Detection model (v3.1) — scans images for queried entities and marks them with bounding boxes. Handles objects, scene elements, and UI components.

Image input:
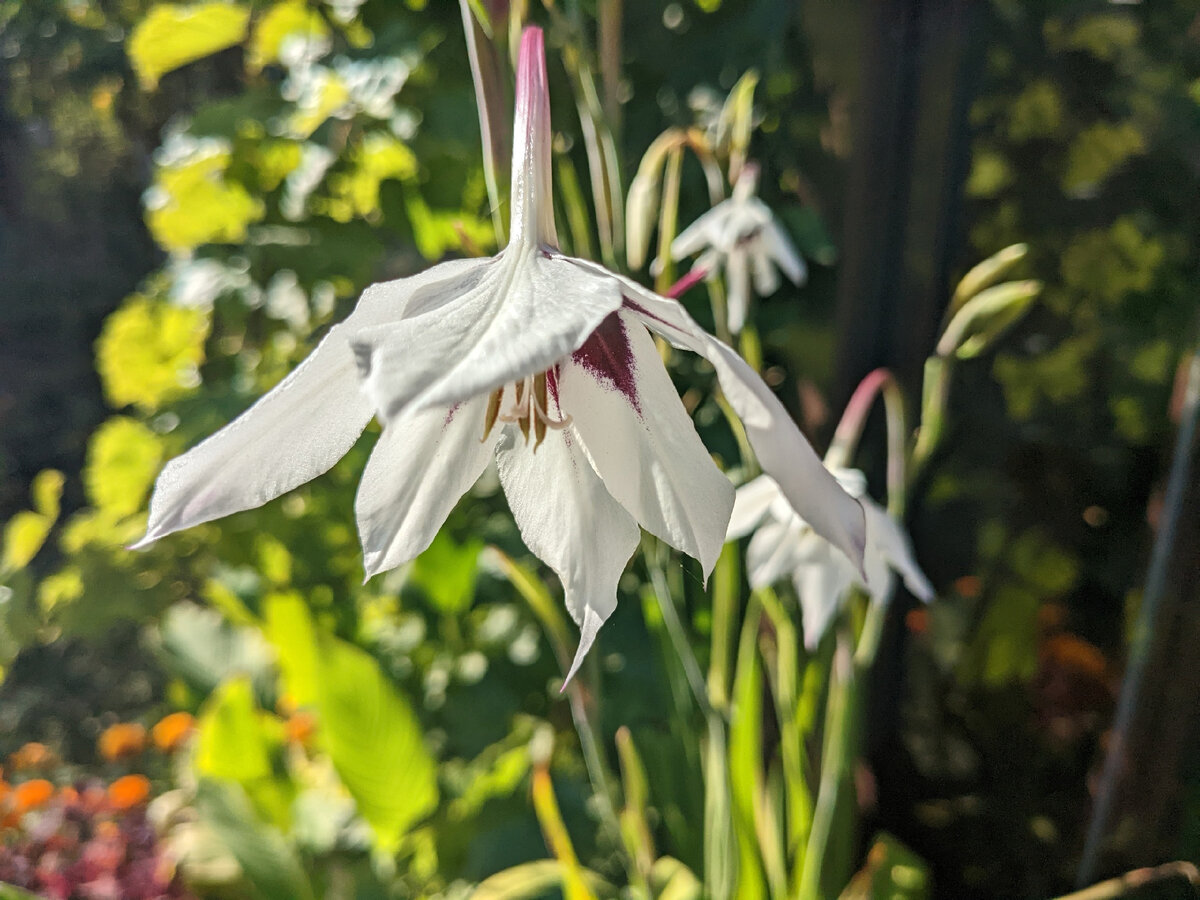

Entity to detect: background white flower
[728,469,933,649]
[671,163,807,334]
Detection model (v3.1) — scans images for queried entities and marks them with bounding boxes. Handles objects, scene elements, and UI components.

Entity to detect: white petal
[356,395,500,579]
[613,279,867,573]
[793,544,854,650]
[763,218,806,286]
[745,516,806,589]
[725,248,751,334]
[751,246,781,297]
[353,251,622,423]
[671,207,723,260]
[864,500,934,602]
[562,312,734,576]
[496,427,639,685]
[727,474,781,540]
[134,259,482,547]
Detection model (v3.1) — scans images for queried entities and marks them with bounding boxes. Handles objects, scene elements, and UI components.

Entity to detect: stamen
[481,388,504,442]
[484,370,572,449]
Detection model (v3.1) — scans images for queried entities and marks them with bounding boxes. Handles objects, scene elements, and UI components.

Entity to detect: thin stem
[825,367,909,515]
[1076,343,1200,888]
[644,538,715,719]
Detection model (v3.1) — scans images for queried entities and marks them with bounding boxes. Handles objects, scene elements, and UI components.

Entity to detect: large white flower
[727,469,932,649]
[671,164,806,335]
[135,27,865,681]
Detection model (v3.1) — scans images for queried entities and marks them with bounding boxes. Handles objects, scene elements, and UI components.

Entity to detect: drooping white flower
[671,164,806,334]
[727,469,933,650]
[135,27,865,682]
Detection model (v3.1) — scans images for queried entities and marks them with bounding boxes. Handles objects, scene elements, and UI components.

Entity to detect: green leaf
[128,2,251,89]
[410,530,483,615]
[195,778,314,900]
[195,676,275,783]
[728,603,769,900]
[83,417,163,518]
[30,470,64,519]
[146,144,264,251]
[1,471,64,574]
[247,0,330,72]
[96,296,209,411]
[265,594,437,852]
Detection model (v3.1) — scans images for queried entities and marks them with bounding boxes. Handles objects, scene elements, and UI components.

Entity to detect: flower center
[481,371,571,449]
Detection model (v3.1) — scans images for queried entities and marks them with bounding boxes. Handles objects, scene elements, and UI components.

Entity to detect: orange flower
[1041,634,1108,681]
[952,575,982,599]
[98,723,146,761]
[285,711,317,747]
[9,742,55,772]
[152,712,195,753]
[12,779,54,813]
[107,774,151,810]
[905,607,930,635]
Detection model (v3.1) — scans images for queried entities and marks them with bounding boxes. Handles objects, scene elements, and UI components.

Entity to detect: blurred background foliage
[0,0,1197,898]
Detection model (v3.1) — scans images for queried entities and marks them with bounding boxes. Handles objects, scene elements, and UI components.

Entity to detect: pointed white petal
[793,543,854,650]
[613,279,867,573]
[726,248,751,334]
[509,27,557,248]
[864,500,934,602]
[353,252,623,423]
[745,517,806,589]
[496,427,639,684]
[727,474,781,540]
[562,312,733,576]
[671,208,723,260]
[563,604,604,688]
[752,246,781,297]
[135,259,482,547]
[762,218,806,286]
[356,396,499,579]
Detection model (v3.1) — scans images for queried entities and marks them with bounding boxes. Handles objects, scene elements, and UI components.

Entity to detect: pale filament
[481,371,571,448]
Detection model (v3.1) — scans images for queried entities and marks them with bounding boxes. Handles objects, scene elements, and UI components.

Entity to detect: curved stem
[824,367,909,516]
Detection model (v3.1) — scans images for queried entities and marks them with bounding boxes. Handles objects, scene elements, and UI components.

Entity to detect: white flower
[671,164,806,334]
[135,27,865,682]
[727,469,932,649]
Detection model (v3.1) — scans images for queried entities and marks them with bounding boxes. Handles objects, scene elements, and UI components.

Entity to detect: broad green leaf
[411,530,483,615]
[146,145,264,251]
[263,592,321,708]
[316,633,438,852]
[83,417,163,517]
[247,0,330,72]
[195,676,275,782]
[160,602,276,698]
[195,779,314,900]
[96,296,209,411]
[265,594,437,852]
[1062,120,1145,195]
[129,2,251,89]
